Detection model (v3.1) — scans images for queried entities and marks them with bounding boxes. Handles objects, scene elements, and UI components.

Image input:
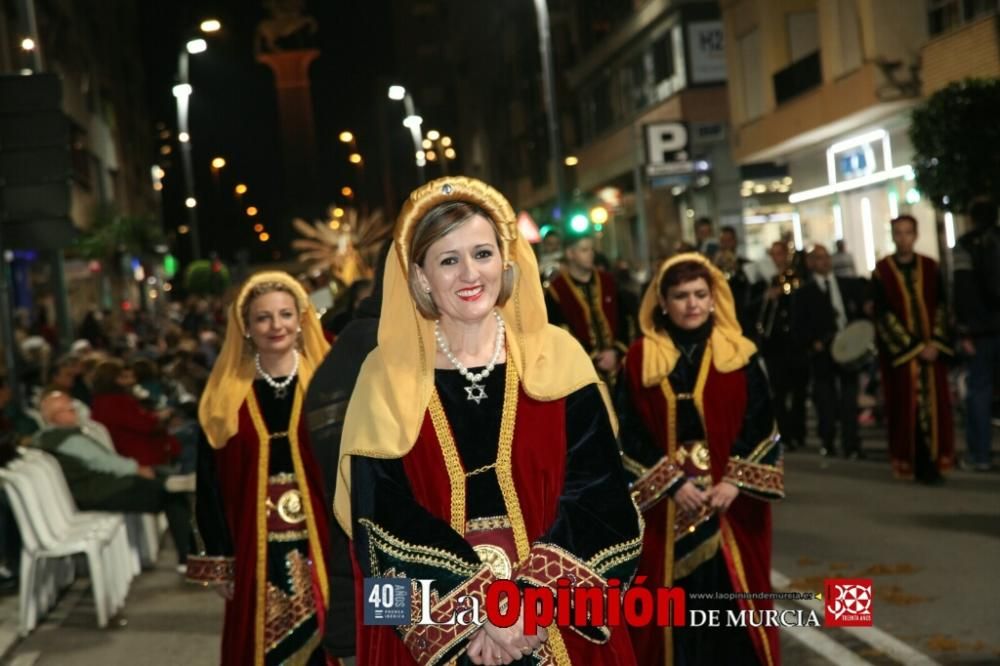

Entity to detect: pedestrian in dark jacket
[954,198,1000,471]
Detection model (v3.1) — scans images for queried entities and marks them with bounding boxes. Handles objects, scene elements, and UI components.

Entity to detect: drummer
[795,245,870,458]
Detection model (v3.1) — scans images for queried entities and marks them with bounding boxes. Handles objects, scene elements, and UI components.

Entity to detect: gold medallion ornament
[473,544,512,579]
[276,489,306,525]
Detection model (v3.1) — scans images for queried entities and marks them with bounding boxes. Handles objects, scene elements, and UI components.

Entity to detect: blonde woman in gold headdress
[618,254,784,666]
[187,272,333,666]
[335,178,643,666]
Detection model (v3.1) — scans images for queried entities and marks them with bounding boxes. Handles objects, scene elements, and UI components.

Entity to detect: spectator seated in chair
[32,391,194,568]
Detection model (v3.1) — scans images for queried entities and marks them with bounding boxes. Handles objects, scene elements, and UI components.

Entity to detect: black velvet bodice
[434,364,507,519]
[254,376,296,475]
[664,319,713,442]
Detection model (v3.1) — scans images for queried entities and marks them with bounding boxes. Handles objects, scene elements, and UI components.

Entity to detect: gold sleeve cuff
[722,457,785,500]
[515,543,612,644]
[185,554,234,586]
[630,456,685,512]
[403,564,493,665]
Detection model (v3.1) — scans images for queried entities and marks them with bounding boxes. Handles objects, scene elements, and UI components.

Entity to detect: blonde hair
[406,201,515,319]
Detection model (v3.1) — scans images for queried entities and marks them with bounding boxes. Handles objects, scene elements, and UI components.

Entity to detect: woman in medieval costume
[335,177,643,665]
[619,253,784,666]
[188,271,333,665]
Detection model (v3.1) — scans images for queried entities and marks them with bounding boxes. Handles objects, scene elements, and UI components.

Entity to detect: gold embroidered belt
[465,515,515,580]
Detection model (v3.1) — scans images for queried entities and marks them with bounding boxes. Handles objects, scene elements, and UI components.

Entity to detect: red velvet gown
[189,378,332,666]
[618,322,784,666]
[350,362,642,665]
[871,255,954,480]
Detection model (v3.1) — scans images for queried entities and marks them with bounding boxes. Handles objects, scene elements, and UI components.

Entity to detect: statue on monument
[255,0,319,54]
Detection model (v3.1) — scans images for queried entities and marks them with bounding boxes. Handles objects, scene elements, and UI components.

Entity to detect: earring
[297,326,302,333]
[661,308,668,315]
[244,332,250,339]
[424,286,432,293]
[710,306,715,313]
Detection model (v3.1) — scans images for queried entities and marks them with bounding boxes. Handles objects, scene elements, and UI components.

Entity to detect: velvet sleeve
[721,354,784,501]
[616,358,684,512]
[185,434,235,585]
[513,384,643,643]
[352,454,490,665]
[871,269,924,366]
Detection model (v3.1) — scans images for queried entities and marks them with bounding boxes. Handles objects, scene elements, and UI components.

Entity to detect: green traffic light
[569,213,590,234]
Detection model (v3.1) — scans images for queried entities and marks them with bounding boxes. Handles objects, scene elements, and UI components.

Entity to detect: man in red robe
[871,215,954,483]
[545,235,632,382]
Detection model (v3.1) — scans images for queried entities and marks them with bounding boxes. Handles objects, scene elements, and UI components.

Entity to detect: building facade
[720,0,1000,270]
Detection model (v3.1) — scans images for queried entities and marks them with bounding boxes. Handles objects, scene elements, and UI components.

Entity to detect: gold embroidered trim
[247,390,272,666]
[280,631,322,666]
[428,389,467,534]
[587,533,644,577]
[515,543,613,646]
[674,530,720,580]
[185,554,235,585]
[891,341,925,368]
[465,515,512,533]
[269,430,290,440]
[287,387,330,609]
[264,549,317,652]
[359,518,480,576]
[269,472,296,484]
[721,521,775,666]
[675,503,715,541]
[620,452,648,478]
[268,529,310,543]
[723,457,785,498]
[492,360,572,666]
[747,427,780,463]
[403,564,493,664]
[630,456,684,512]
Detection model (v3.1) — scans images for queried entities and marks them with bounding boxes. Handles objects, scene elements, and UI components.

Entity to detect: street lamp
[387,84,426,182]
[174,20,222,260]
[423,132,458,175]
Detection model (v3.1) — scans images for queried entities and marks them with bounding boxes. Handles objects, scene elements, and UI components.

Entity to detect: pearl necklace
[255,349,299,399]
[434,310,505,404]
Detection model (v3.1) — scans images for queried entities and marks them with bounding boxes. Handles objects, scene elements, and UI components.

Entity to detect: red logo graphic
[824,578,873,627]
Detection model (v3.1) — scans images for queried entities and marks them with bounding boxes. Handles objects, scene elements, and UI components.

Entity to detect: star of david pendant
[465,383,487,404]
[274,386,288,400]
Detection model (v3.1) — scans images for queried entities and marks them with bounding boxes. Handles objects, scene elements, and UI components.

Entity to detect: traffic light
[569,212,590,235]
[0,74,77,249]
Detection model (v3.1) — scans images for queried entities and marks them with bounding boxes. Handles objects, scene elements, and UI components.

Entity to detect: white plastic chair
[18,449,138,578]
[0,466,125,634]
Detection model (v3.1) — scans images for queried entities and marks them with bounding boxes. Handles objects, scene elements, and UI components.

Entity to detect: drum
[831,320,876,372]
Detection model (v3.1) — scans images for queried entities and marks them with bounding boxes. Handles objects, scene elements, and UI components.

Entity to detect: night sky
[137,0,396,264]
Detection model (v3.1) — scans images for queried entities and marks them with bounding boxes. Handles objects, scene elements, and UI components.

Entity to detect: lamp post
[388,85,426,184]
[530,0,566,217]
[173,20,221,260]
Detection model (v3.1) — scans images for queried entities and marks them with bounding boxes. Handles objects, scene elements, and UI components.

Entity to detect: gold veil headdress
[334,177,608,536]
[198,271,330,448]
[638,252,756,387]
